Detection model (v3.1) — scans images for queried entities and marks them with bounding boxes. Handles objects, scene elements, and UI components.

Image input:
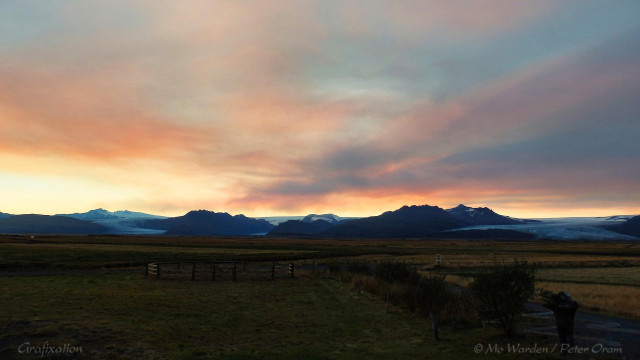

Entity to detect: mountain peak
[183,210,232,220]
[451,204,471,211]
[145,209,274,235]
[446,204,519,225]
[57,208,120,220]
[302,213,341,224]
[323,204,466,238]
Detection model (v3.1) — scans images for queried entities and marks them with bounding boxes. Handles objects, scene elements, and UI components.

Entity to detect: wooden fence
[145,260,295,281]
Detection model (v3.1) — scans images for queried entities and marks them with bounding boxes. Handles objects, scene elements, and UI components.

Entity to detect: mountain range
[268,219,335,236]
[446,204,521,225]
[56,208,164,221]
[0,205,637,240]
[0,214,110,234]
[136,210,275,236]
[267,204,526,238]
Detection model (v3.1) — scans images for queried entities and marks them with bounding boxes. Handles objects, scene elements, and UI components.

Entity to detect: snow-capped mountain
[57,208,120,220]
[57,208,163,220]
[256,216,305,226]
[449,216,638,241]
[301,213,343,224]
[55,209,167,235]
[603,215,636,222]
[256,213,358,225]
[446,204,520,225]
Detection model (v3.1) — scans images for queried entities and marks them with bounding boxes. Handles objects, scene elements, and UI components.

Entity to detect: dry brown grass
[444,274,640,319]
[536,267,640,286]
[443,274,473,288]
[321,253,640,270]
[536,282,640,319]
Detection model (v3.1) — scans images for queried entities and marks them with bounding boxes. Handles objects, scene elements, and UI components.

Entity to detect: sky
[1,1,639,218]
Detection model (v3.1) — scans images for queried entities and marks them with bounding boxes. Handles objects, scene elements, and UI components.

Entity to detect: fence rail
[145,260,295,281]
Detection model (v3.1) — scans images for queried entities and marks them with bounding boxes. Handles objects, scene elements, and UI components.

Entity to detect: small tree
[469,260,536,336]
[416,273,449,340]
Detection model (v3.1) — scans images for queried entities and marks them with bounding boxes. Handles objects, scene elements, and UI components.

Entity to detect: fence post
[386,289,390,313]
[156,264,160,280]
[191,263,196,281]
[289,263,294,278]
[233,263,237,282]
[271,261,275,281]
[211,264,216,282]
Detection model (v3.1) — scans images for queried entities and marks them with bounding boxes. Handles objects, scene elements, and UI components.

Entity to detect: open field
[1,273,564,360]
[0,235,637,358]
[536,267,640,286]
[2,235,640,270]
[445,272,640,319]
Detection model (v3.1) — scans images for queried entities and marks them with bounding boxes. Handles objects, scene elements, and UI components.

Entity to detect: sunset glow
[1,1,639,218]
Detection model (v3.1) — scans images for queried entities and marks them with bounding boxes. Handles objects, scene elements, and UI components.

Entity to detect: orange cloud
[1,1,638,218]
[0,67,207,160]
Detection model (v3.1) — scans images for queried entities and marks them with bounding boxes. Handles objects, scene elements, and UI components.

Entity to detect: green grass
[0,274,565,359]
[0,235,637,358]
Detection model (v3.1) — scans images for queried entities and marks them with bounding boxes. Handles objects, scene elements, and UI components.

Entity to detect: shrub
[443,291,478,330]
[327,263,341,274]
[469,260,536,336]
[347,261,370,275]
[374,261,420,284]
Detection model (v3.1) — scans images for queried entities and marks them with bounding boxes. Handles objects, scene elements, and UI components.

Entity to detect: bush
[469,260,536,336]
[443,291,478,330]
[347,261,371,275]
[374,261,420,284]
[327,263,341,274]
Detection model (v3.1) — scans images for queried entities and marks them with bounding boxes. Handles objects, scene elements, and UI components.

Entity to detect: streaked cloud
[0,1,639,217]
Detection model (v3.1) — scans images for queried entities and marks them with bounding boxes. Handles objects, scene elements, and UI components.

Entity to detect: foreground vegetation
[1,273,566,360]
[0,235,637,358]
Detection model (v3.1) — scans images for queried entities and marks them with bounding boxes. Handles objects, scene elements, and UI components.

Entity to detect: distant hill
[446,204,520,225]
[0,211,12,219]
[0,215,110,234]
[268,219,335,236]
[608,215,640,238]
[321,205,469,238]
[139,210,275,236]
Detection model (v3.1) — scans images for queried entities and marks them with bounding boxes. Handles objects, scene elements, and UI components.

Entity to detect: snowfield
[449,216,639,240]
